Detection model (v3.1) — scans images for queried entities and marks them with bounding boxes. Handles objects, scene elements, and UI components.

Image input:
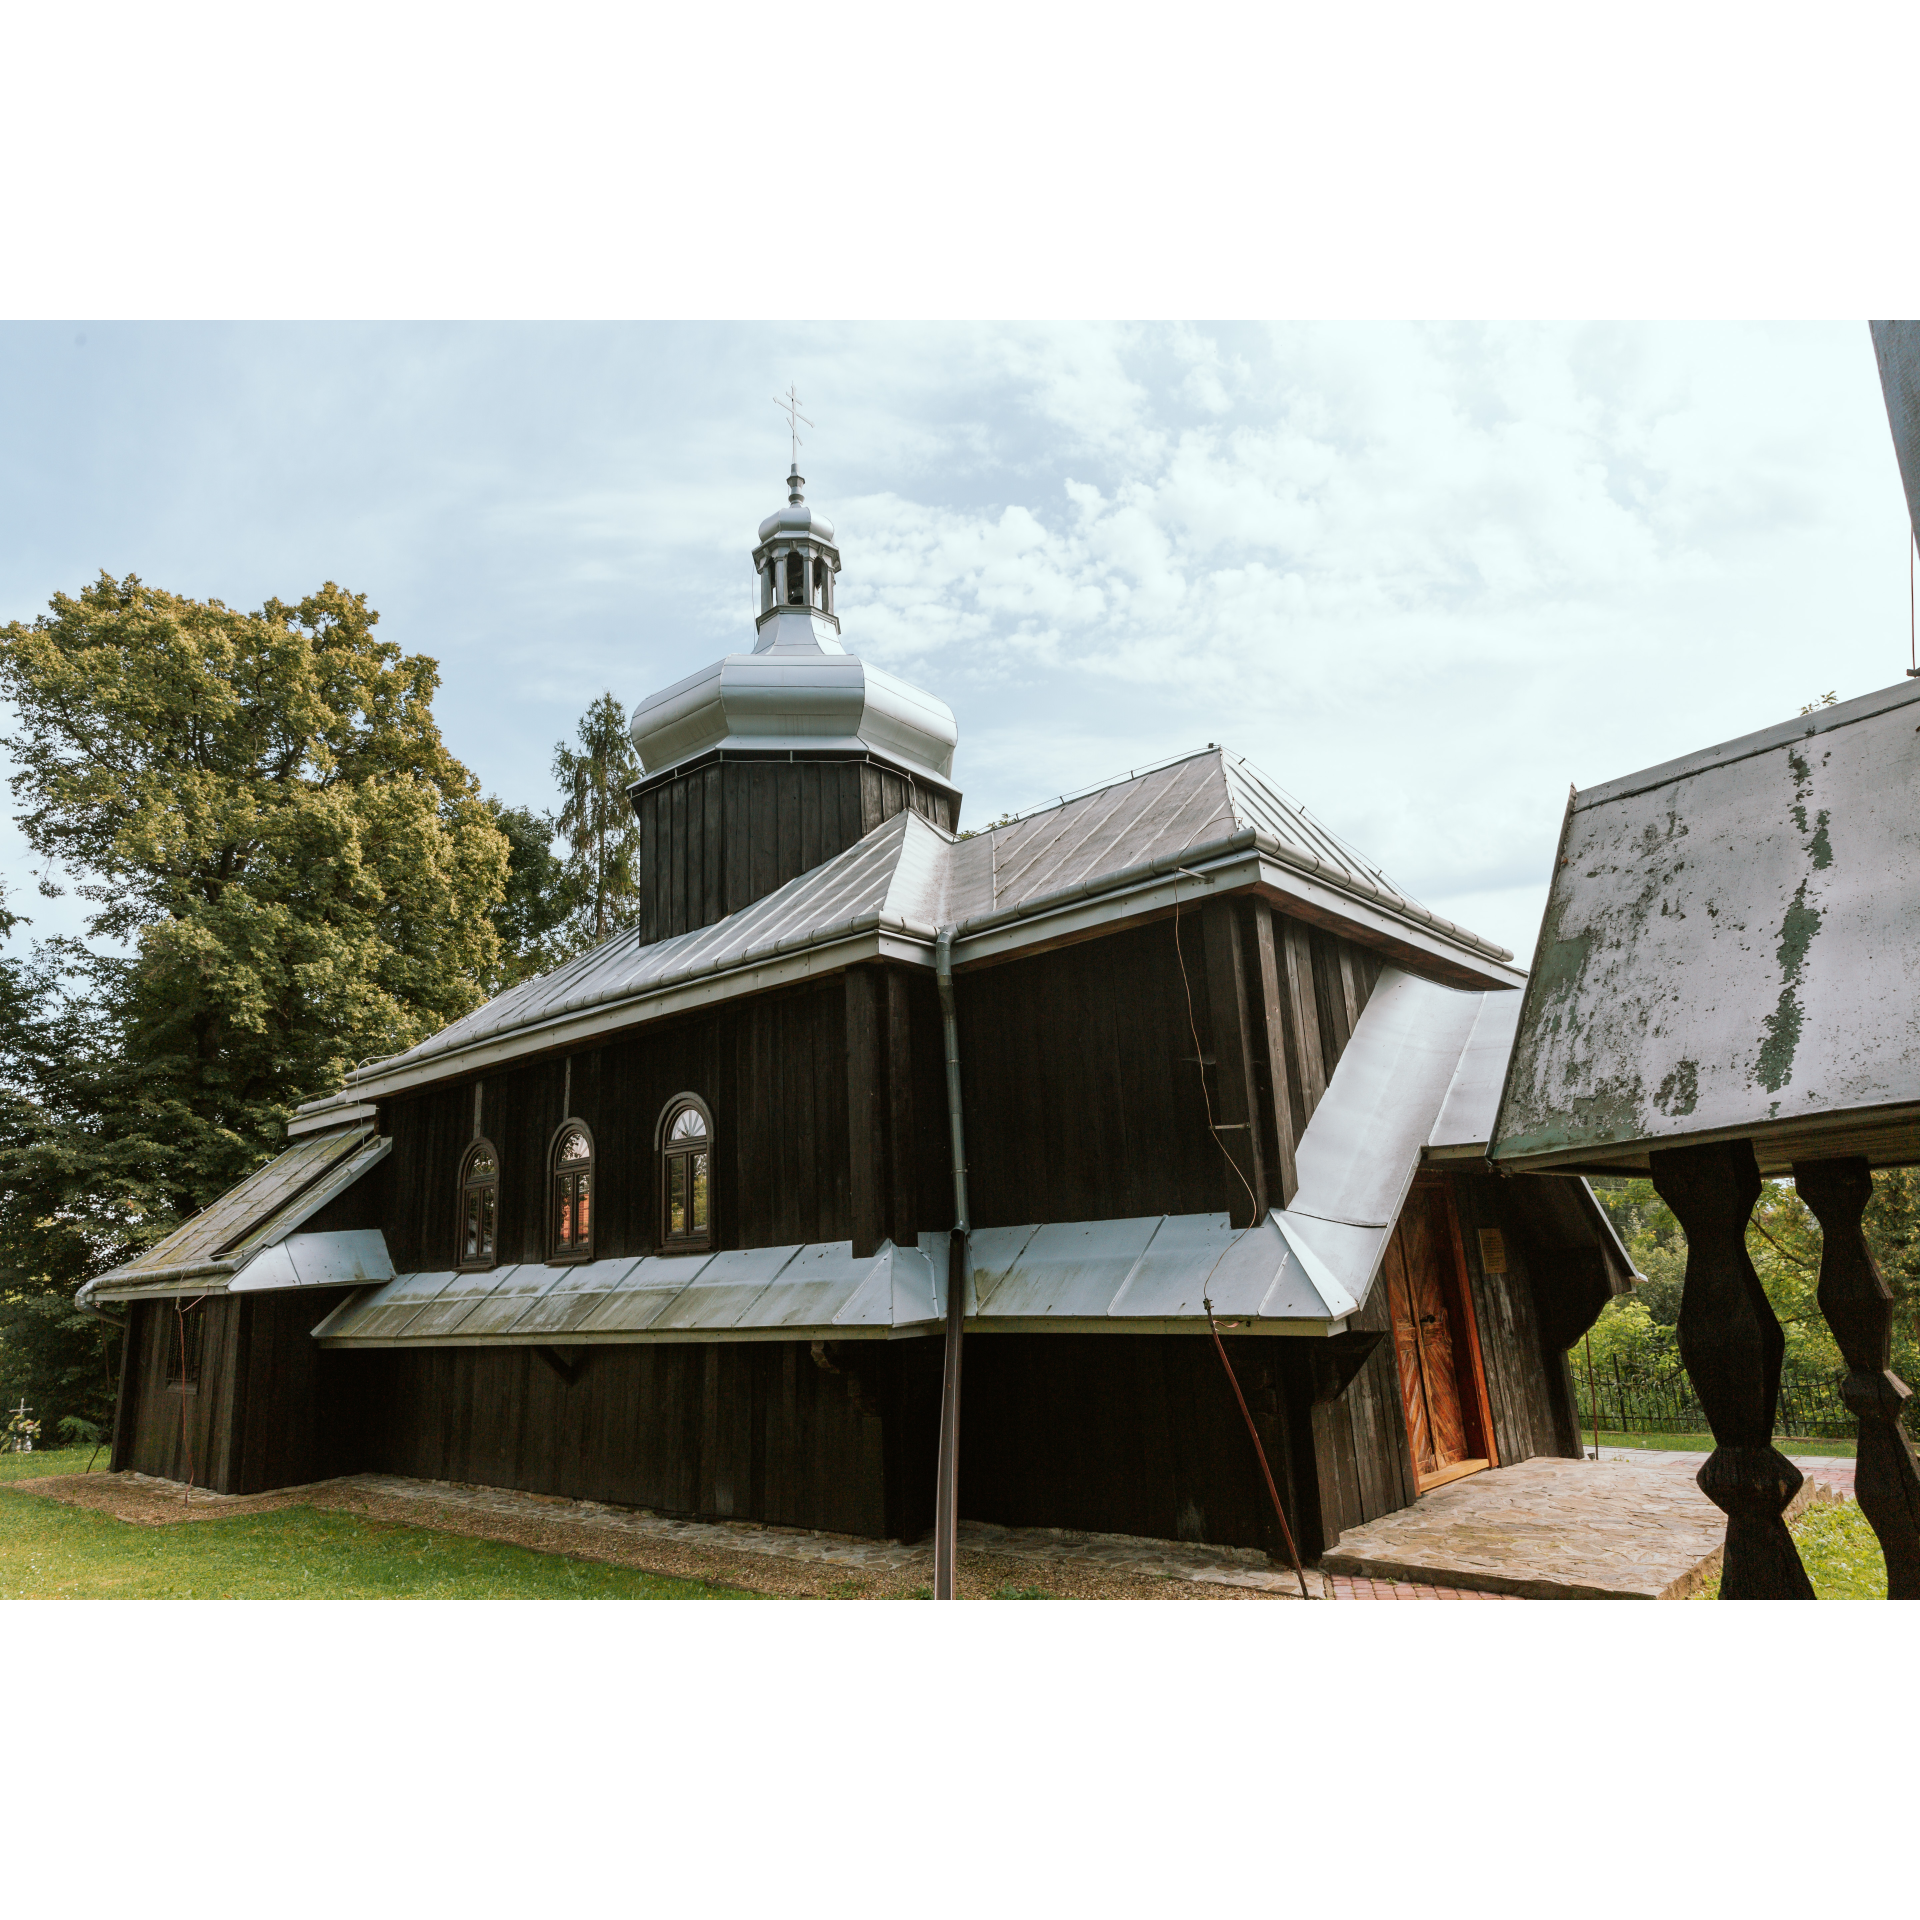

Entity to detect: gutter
[78,1258,240,1310]
[932,925,971,1602]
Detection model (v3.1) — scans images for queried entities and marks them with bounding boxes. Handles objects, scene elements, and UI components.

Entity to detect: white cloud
[3,320,1906,967]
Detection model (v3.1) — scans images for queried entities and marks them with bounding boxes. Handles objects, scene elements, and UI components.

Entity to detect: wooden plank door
[1385,1181,1495,1491]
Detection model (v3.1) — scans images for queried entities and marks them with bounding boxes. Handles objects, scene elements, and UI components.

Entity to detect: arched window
[659,1097,712,1252]
[550,1122,594,1261]
[786,552,807,605]
[459,1140,500,1269]
[812,556,829,610]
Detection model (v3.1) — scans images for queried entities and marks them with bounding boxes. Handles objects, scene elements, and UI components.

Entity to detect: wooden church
[81,465,1634,1568]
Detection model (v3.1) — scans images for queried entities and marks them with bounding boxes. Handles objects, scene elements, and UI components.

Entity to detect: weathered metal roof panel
[1872,320,1920,551]
[322,1269,458,1340]
[228,1230,395,1294]
[650,1244,804,1330]
[1428,989,1524,1155]
[401,1266,521,1340]
[1493,679,1920,1170]
[84,1126,388,1303]
[572,1255,718,1335]
[1292,969,1486,1229]
[1105,1213,1242,1317]
[978,1216,1163,1320]
[375,811,931,1080]
[445,1263,569,1337]
[504,1257,645,1336]
[96,1126,374,1283]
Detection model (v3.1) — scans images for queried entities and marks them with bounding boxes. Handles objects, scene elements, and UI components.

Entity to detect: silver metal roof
[227,1230,395,1294]
[313,1239,943,1346]
[1872,320,1920,552]
[1427,987,1525,1160]
[83,1126,390,1304]
[1493,678,1920,1173]
[304,747,1517,1115]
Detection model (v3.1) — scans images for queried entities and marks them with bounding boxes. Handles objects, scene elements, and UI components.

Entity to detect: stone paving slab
[1320,1451,1843,1600]
[332,1474,1323,1596]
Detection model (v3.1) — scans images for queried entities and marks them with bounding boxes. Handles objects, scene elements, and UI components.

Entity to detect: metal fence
[1572,1356,1878,1442]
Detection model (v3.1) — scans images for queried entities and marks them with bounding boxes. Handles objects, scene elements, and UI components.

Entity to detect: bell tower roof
[627,465,959,794]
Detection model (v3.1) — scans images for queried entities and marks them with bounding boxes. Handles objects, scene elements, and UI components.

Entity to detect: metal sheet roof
[1427,988,1525,1158]
[227,1230,395,1294]
[313,1239,945,1347]
[83,1126,385,1303]
[1872,320,1920,552]
[303,747,1514,1116]
[1493,678,1920,1172]
[354,808,944,1083]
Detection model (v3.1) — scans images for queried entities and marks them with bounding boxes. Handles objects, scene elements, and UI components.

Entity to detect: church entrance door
[1384,1178,1496,1491]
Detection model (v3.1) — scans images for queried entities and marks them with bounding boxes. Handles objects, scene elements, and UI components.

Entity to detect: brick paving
[1321,1449,1846,1599]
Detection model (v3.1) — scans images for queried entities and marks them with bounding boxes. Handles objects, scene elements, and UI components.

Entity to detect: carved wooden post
[1647,1139,1814,1599]
[1792,1155,1920,1599]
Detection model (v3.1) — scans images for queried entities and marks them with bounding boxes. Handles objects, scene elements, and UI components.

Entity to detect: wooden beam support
[884,968,918,1248]
[1276,913,1327,1136]
[1201,894,1267,1226]
[1648,1139,1814,1599]
[1793,1155,1920,1598]
[845,966,887,1258]
[1246,902,1300,1208]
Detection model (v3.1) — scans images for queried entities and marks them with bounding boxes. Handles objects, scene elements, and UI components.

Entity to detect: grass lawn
[0,1443,112,1484]
[1700,1498,1887,1600]
[0,1451,753,1600]
[1590,1429,1857,1458]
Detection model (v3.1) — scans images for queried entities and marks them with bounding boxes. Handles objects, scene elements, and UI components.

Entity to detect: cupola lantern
[622,449,963,947]
[752,465,842,641]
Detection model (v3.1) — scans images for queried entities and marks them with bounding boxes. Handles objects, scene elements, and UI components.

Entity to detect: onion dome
[628,470,959,790]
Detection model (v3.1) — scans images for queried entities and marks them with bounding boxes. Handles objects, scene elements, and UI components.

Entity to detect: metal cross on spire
[774,385,814,467]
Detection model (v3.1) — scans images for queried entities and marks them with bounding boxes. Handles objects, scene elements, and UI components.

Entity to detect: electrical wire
[1204,1297,1315,1599]
[1173,880,1318,1596]
[1171,882,1261,1226]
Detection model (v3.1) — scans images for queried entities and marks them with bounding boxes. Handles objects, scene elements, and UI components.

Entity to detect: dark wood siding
[633,755,959,945]
[116,1287,363,1494]
[960,1331,1310,1556]
[955,903,1380,1231]
[376,973,901,1272]
[357,1338,941,1540]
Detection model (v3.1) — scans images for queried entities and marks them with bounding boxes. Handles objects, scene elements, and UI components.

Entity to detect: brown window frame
[548,1119,596,1264]
[657,1094,714,1254]
[457,1137,502,1271]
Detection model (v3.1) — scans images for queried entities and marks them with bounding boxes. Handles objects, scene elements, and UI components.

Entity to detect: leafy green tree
[1,572,509,1219]
[1587,1170,1920,1434]
[483,797,571,988]
[552,691,642,951]
[0,575,510,1434]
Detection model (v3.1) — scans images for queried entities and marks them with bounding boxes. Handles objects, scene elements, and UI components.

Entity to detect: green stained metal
[1754,878,1821,1093]
[1654,1059,1700,1116]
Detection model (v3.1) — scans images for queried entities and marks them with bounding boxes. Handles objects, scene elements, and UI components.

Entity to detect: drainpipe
[933,926,970,1601]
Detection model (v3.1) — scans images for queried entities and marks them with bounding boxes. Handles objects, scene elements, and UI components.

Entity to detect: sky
[2,319,1913,965]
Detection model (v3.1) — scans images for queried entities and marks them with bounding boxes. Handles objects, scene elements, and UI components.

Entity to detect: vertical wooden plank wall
[356,1339,938,1540]
[959,1332,1309,1556]
[957,901,1381,1231]
[635,757,958,945]
[377,974,864,1272]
